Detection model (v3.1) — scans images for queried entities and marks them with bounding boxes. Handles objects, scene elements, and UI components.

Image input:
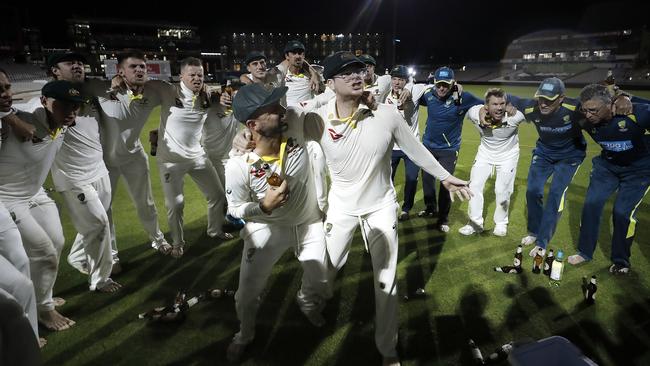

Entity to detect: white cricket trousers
[7,190,64,313]
[467,157,518,227]
[0,216,38,340]
[232,220,328,345]
[157,156,225,246]
[206,150,228,191]
[307,141,329,213]
[107,148,164,256]
[63,175,114,290]
[325,202,399,358]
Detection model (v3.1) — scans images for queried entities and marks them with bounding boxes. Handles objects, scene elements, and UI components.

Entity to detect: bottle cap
[556,250,564,260]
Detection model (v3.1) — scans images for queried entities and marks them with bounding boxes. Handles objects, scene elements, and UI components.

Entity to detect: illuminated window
[523,53,536,60]
[538,53,553,59]
[593,50,610,57]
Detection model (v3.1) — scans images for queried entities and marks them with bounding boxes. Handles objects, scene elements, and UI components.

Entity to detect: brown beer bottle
[585,276,597,304]
[543,249,554,276]
[532,248,543,274]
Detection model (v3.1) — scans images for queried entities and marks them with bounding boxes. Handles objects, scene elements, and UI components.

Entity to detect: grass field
[41,85,650,365]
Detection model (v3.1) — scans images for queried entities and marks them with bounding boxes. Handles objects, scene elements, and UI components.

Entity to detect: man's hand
[232,129,255,154]
[505,103,518,117]
[220,92,232,108]
[398,88,412,105]
[361,91,377,110]
[260,179,290,214]
[441,175,473,202]
[455,82,464,95]
[612,95,633,115]
[2,114,36,141]
[478,106,490,127]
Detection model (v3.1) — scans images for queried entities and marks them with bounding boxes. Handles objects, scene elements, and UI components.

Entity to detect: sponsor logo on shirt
[599,140,633,152]
[328,128,344,141]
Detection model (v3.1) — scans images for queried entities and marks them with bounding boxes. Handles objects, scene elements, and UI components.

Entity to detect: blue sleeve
[461,91,483,109]
[506,94,534,111]
[633,103,650,129]
[631,95,650,105]
[419,89,430,106]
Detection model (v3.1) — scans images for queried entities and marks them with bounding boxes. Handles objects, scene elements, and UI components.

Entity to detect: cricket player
[359,54,391,103]
[100,50,169,255]
[0,80,81,331]
[458,88,525,236]
[385,65,428,221]
[418,67,483,232]
[149,57,233,257]
[307,52,471,365]
[567,84,650,274]
[224,83,328,362]
[40,52,121,292]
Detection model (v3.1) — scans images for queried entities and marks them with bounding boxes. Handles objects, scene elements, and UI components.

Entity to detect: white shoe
[438,224,450,233]
[493,225,508,237]
[458,224,483,236]
[529,245,546,257]
[521,235,537,246]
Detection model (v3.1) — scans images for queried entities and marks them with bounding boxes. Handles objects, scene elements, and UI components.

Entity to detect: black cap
[358,54,376,66]
[232,83,288,122]
[390,65,409,79]
[322,52,365,80]
[41,80,87,103]
[283,40,305,54]
[47,52,87,69]
[244,51,266,66]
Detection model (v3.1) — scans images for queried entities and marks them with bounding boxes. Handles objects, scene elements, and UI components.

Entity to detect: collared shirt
[304,98,450,215]
[467,105,525,162]
[225,107,320,225]
[578,103,650,166]
[284,69,313,107]
[202,110,240,160]
[386,83,428,150]
[0,108,66,203]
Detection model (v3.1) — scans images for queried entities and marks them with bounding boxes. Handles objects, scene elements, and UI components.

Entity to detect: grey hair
[579,83,613,104]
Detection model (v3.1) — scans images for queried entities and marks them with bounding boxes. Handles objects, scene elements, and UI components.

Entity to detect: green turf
[41,85,650,365]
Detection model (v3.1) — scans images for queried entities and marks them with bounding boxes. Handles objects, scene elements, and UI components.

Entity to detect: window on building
[555,52,567,59]
[523,53,536,60]
[578,51,590,58]
[538,53,553,59]
[593,50,610,57]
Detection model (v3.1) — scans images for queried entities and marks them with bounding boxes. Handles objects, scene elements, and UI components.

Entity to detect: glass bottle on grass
[549,250,565,287]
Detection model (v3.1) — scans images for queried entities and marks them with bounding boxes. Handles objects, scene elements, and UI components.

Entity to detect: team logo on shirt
[327,128,344,141]
[618,120,628,132]
[563,115,571,124]
[250,167,266,178]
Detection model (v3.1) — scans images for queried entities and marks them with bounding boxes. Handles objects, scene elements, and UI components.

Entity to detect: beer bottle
[532,248,544,274]
[585,275,597,304]
[549,250,565,286]
[468,339,485,365]
[543,249,554,276]
[267,172,283,187]
[514,245,523,269]
[494,266,522,274]
[207,288,235,299]
[487,341,514,363]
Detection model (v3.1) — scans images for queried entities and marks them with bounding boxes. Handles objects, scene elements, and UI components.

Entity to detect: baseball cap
[358,54,376,66]
[534,77,566,100]
[322,52,365,80]
[41,80,87,103]
[232,83,288,122]
[433,66,454,84]
[283,40,305,54]
[390,65,409,79]
[244,51,266,66]
[47,52,87,69]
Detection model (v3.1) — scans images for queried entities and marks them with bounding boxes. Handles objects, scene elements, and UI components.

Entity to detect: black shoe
[417,209,436,218]
[398,211,410,221]
[609,263,630,275]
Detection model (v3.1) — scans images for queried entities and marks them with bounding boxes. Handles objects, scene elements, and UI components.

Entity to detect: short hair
[579,83,613,105]
[484,87,506,103]
[118,49,146,65]
[180,57,203,71]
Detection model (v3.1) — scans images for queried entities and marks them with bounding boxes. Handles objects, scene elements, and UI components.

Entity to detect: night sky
[4,0,650,64]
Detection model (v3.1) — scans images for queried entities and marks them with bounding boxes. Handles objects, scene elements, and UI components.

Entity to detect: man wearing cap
[359,54,391,103]
[566,84,650,274]
[0,68,44,347]
[309,52,471,365]
[100,50,170,256]
[239,51,270,85]
[418,66,483,232]
[489,78,586,255]
[386,65,429,221]
[0,79,81,331]
[224,83,329,361]
[458,88,525,237]
[36,52,122,293]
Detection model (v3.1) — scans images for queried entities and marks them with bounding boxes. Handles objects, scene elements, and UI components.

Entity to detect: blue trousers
[390,149,420,213]
[526,153,583,248]
[421,149,458,225]
[577,156,650,267]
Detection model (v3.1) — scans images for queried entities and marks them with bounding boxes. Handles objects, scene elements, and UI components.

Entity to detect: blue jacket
[509,95,587,160]
[419,88,483,151]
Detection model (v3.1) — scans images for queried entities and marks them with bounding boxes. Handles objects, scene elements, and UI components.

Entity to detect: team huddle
[0,39,648,365]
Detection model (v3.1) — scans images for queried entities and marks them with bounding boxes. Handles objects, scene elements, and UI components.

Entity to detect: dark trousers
[391,149,420,212]
[577,156,650,267]
[421,149,458,225]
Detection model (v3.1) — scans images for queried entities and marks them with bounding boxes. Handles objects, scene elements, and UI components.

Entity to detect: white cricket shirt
[467,105,525,163]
